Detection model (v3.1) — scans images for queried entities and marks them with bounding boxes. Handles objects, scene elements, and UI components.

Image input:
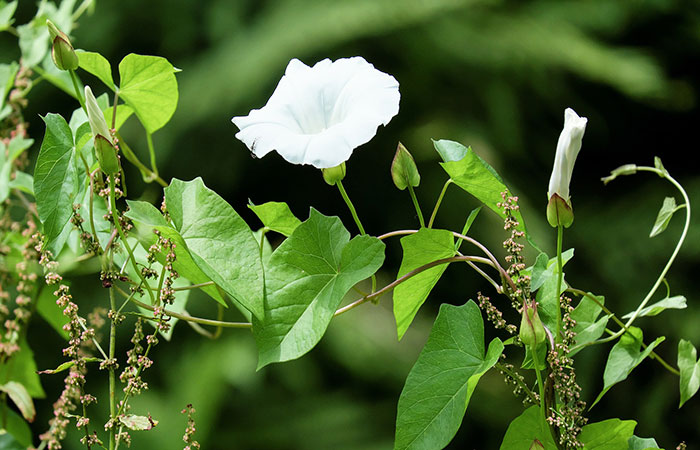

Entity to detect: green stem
[532,344,547,421]
[146,132,158,176]
[407,184,425,228]
[336,180,366,235]
[567,288,680,376]
[108,176,156,305]
[69,69,86,113]
[428,179,452,228]
[336,180,375,292]
[494,362,539,404]
[116,134,167,187]
[595,166,691,345]
[108,284,116,450]
[555,224,564,342]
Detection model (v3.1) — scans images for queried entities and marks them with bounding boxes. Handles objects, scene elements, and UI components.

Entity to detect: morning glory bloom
[232,57,400,169]
[548,107,587,203]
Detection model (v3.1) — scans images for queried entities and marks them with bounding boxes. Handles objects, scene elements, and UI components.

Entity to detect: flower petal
[232,56,400,168]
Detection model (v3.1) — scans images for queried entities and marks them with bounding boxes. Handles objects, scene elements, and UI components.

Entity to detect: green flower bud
[94,134,120,175]
[529,439,545,450]
[391,142,420,190]
[46,20,78,71]
[322,162,346,186]
[546,193,574,228]
[519,301,546,346]
[84,86,120,175]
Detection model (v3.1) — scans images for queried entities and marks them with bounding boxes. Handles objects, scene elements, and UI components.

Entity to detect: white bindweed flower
[231,57,400,169]
[548,107,587,203]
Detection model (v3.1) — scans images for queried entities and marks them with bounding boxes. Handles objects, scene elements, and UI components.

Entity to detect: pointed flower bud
[85,86,119,175]
[391,142,420,190]
[322,162,346,185]
[519,300,546,346]
[547,108,586,227]
[46,20,78,71]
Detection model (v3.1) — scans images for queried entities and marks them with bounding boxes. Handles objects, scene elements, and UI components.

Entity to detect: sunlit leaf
[253,209,385,368]
[33,114,82,255]
[622,296,686,320]
[119,53,179,133]
[677,339,700,408]
[499,406,557,450]
[165,178,264,318]
[649,196,678,238]
[591,327,664,408]
[570,293,609,357]
[0,381,35,422]
[434,139,538,249]
[125,200,226,306]
[248,200,302,237]
[579,418,636,450]
[76,50,116,89]
[0,338,44,398]
[393,228,455,340]
[395,301,503,450]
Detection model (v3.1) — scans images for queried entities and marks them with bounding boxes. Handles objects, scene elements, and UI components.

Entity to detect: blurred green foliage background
[3,0,700,448]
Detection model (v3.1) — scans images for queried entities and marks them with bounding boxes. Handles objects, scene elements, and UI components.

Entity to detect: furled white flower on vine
[231,57,400,169]
[548,107,587,203]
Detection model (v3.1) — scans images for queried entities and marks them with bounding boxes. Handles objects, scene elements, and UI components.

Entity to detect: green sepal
[546,193,574,228]
[321,162,346,185]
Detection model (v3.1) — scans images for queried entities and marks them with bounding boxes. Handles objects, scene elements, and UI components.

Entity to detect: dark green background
[4,0,700,448]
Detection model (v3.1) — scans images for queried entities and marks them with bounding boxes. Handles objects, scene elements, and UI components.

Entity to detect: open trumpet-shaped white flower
[548,107,587,202]
[232,57,400,169]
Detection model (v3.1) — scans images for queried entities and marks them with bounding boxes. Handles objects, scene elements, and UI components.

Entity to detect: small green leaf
[38,357,100,376]
[454,206,481,252]
[165,178,264,318]
[248,201,302,237]
[434,139,537,249]
[533,249,574,334]
[395,301,503,450]
[8,171,34,195]
[0,1,18,31]
[649,197,678,238]
[76,50,116,89]
[253,209,385,368]
[0,62,19,111]
[393,228,455,339]
[579,418,636,450]
[591,327,664,408]
[529,253,550,292]
[0,340,44,399]
[622,296,686,319]
[677,339,700,408]
[0,431,24,450]
[0,407,32,448]
[499,406,557,450]
[119,414,157,431]
[627,435,663,450]
[1,136,33,202]
[125,200,225,306]
[119,53,179,133]
[570,293,609,357]
[0,381,34,422]
[34,114,82,255]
